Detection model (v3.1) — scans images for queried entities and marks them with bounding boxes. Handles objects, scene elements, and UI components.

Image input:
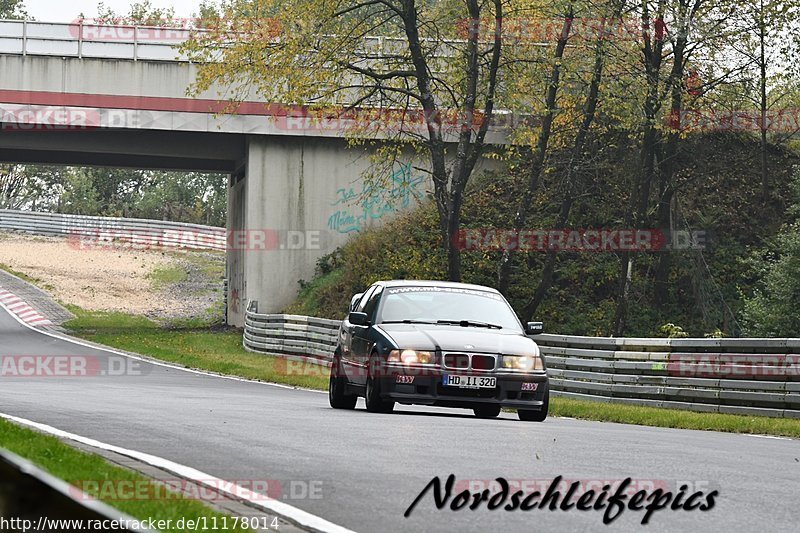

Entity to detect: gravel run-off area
[0,231,225,324]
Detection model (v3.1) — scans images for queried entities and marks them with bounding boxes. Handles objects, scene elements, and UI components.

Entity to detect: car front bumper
[378,364,548,410]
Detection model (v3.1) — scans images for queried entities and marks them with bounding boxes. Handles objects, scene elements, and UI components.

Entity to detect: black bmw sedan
[328,280,549,421]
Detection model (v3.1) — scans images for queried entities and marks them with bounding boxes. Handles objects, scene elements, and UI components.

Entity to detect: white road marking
[743,434,791,441]
[0,412,357,533]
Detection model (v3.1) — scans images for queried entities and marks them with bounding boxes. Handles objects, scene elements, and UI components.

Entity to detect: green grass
[147,265,188,288]
[0,418,251,533]
[65,307,330,390]
[549,398,800,439]
[63,307,800,439]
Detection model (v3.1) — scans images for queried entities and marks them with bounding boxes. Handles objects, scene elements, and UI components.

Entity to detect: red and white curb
[0,289,52,327]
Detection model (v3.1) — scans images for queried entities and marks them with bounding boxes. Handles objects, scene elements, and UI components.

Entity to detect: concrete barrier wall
[0,209,226,251]
[243,312,800,418]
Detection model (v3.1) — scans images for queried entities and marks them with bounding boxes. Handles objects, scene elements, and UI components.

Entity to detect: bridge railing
[0,209,226,251]
[0,19,195,61]
[242,311,800,418]
[0,20,455,63]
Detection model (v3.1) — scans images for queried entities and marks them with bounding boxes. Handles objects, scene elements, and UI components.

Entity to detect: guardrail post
[78,19,83,58]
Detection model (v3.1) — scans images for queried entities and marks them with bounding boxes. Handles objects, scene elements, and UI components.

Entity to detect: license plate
[443,375,496,389]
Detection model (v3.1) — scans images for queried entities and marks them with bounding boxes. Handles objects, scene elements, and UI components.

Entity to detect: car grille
[471,355,495,371]
[444,353,470,369]
[443,353,496,371]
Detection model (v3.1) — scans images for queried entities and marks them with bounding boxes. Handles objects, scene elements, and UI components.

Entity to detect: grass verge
[147,265,189,288]
[63,307,800,439]
[0,418,250,533]
[65,307,329,390]
[549,397,800,438]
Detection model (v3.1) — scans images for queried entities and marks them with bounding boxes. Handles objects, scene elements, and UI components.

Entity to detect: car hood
[376,323,538,355]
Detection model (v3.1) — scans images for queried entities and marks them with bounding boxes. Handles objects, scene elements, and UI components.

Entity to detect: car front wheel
[329,356,357,410]
[365,355,395,413]
[518,385,549,422]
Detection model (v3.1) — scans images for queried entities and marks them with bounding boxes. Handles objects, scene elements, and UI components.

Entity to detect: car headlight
[502,355,544,372]
[387,349,435,365]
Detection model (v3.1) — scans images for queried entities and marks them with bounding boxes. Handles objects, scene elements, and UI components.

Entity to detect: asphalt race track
[1,304,798,533]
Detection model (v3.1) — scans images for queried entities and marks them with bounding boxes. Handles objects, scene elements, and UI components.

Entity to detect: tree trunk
[497,11,572,294]
[612,0,667,336]
[759,0,769,202]
[522,3,618,320]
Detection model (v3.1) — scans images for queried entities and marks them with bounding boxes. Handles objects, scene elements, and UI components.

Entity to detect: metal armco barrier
[243,311,800,418]
[0,448,154,532]
[0,209,226,251]
[244,308,339,368]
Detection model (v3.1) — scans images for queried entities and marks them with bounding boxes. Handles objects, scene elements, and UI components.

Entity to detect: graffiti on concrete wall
[327,163,426,234]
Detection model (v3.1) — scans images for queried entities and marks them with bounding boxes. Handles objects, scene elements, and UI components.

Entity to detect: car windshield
[378,286,523,331]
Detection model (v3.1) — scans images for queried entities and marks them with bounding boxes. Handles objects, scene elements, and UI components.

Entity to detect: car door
[341,285,375,383]
[351,285,383,386]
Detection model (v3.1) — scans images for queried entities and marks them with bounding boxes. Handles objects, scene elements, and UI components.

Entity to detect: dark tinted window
[356,285,377,313]
[362,286,383,320]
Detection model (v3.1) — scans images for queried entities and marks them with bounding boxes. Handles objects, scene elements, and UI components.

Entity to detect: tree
[58,169,102,216]
[741,172,800,336]
[726,0,800,202]
[496,3,574,295]
[0,0,27,19]
[0,165,32,209]
[95,1,177,25]
[611,0,739,334]
[519,0,627,320]
[181,0,507,281]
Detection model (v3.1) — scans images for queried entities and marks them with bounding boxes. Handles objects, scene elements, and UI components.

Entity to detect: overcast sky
[25,0,201,22]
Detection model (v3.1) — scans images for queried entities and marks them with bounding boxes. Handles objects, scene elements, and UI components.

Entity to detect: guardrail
[538,334,800,418]
[244,307,338,368]
[0,448,154,531]
[242,310,800,418]
[0,209,226,251]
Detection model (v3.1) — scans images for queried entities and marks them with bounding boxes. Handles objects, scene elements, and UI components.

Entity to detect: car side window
[356,286,377,313]
[362,286,383,321]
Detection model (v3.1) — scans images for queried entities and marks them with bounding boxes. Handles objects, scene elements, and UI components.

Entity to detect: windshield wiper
[436,319,503,329]
[381,319,438,325]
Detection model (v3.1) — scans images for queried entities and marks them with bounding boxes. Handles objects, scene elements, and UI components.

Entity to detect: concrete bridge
[0,20,506,326]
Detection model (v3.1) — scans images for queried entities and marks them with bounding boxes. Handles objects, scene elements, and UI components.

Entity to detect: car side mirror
[526,321,544,335]
[349,311,369,326]
[350,293,364,311]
